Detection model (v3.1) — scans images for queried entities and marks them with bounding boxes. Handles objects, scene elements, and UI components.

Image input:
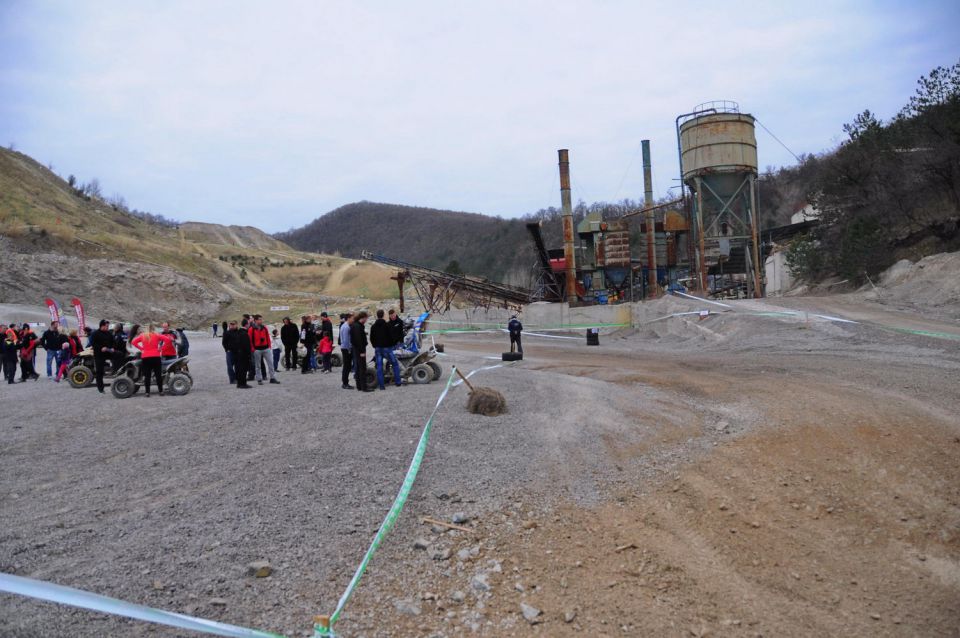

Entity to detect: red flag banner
[72,297,86,336]
[44,298,59,325]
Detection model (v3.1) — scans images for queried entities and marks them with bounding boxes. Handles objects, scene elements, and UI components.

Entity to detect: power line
[754,117,802,163]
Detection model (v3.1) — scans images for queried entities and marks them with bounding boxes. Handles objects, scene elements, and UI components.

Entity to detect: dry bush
[467,387,507,416]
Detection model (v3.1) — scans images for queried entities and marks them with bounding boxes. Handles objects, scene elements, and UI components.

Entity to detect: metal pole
[558,149,578,304]
[748,174,763,297]
[696,176,706,293]
[642,140,657,298]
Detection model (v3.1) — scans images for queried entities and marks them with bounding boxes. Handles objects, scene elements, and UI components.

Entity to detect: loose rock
[520,602,542,624]
[246,560,273,578]
[395,599,422,616]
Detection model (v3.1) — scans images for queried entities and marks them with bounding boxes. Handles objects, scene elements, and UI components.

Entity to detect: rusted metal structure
[679,101,763,297]
[641,140,657,296]
[525,221,564,301]
[557,149,578,303]
[361,251,531,314]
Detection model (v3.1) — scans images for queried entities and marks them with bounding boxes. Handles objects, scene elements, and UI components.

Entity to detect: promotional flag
[44,298,59,325]
[72,297,86,336]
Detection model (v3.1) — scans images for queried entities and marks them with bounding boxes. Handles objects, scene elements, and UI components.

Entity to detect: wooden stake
[454,367,475,392]
[422,516,473,533]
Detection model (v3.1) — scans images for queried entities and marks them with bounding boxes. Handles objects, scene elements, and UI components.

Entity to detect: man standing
[280,317,299,370]
[40,321,64,379]
[212,323,218,338]
[227,321,253,389]
[508,315,524,354]
[351,311,372,392]
[248,315,279,385]
[222,321,238,384]
[89,319,115,393]
[299,316,316,375]
[387,309,405,348]
[339,313,354,390]
[371,309,402,390]
[319,312,334,342]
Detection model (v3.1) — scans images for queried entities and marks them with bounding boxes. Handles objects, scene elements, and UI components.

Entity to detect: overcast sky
[2,1,957,232]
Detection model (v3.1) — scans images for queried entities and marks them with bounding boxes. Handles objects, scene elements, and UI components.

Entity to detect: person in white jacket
[270,327,282,373]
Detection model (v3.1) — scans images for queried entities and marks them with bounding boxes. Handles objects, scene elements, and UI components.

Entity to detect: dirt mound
[870,251,960,320]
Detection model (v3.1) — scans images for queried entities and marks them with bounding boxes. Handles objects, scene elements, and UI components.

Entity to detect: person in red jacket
[159,322,179,362]
[131,324,174,396]
[247,315,279,385]
[18,324,40,381]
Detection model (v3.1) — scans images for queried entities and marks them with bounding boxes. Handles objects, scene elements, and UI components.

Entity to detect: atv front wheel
[411,364,433,384]
[111,376,136,399]
[68,365,93,389]
[427,361,442,381]
[167,373,192,396]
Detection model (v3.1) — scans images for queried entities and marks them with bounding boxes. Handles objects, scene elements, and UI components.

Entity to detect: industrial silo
[679,101,763,297]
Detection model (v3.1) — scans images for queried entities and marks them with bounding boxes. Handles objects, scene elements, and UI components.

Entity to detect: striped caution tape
[0,572,286,638]
[320,369,460,634]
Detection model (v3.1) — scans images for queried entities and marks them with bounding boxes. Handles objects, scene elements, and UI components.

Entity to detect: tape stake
[0,573,285,638]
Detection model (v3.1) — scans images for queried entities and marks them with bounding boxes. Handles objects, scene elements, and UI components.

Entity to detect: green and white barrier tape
[318,369,460,635]
[0,572,286,638]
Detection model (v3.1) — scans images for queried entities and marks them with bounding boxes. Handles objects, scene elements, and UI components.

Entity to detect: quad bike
[365,346,443,386]
[67,348,136,389]
[363,311,443,386]
[110,356,193,399]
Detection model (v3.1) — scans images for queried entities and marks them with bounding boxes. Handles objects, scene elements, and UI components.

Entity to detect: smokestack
[642,140,658,297]
[558,149,577,304]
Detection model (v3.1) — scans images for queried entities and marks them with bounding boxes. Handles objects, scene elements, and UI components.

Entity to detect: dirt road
[1,297,958,637]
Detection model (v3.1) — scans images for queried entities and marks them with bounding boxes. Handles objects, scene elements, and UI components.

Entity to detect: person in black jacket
[226,321,253,389]
[299,316,316,375]
[350,311,372,392]
[1,323,17,384]
[507,315,523,354]
[89,319,116,393]
[280,317,299,370]
[318,312,334,342]
[111,323,127,371]
[370,309,402,390]
[221,321,238,384]
[387,309,405,347]
[40,321,64,379]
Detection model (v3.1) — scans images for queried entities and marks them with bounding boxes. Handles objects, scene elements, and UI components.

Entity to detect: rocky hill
[0,148,392,324]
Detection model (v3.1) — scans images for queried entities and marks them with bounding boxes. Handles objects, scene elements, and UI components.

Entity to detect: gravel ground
[2,297,959,637]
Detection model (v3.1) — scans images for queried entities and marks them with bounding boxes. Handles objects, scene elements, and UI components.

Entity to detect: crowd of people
[219,308,409,393]
[3,306,426,395]
[1,319,189,393]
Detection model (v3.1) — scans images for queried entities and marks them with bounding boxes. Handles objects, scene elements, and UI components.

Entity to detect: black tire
[330,353,342,367]
[427,361,442,381]
[111,376,135,399]
[502,352,523,361]
[364,369,376,387]
[411,364,432,384]
[435,343,445,353]
[167,373,192,396]
[68,365,93,389]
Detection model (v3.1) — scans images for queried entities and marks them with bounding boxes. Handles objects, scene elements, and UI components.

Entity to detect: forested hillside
[276,202,534,283]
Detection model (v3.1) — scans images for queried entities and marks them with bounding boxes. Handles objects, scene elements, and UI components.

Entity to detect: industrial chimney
[558,149,577,304]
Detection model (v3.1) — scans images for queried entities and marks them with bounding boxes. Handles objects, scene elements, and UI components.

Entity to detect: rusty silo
[679,101,763,297]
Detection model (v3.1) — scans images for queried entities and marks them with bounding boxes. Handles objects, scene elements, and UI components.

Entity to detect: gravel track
[2,297,959,637]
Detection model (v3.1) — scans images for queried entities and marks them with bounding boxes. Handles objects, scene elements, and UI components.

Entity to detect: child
[55,341,72,382]
[271,328,282,372]
[318,332,333,373]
